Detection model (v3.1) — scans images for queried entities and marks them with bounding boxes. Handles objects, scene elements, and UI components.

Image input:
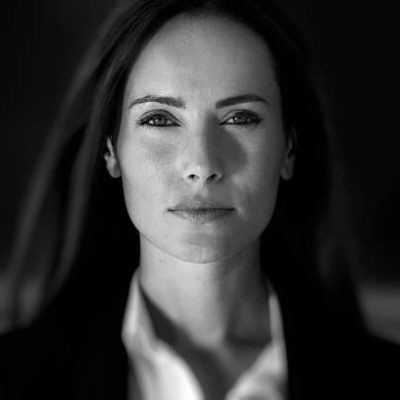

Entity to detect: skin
[105,13,294,399]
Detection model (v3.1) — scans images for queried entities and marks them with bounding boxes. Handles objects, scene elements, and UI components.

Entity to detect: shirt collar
[122,269,287,400]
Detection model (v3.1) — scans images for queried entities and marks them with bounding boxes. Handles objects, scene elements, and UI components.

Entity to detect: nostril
[207,173,218,182]
[185,170,223,184]
[187,174,199,181]
[186,172,221,183]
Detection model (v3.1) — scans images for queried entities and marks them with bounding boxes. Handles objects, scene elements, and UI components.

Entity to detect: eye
[222,111,261,127]
[138,111,179,128]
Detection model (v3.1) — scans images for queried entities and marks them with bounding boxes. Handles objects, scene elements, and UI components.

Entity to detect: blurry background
[0,0,399,341]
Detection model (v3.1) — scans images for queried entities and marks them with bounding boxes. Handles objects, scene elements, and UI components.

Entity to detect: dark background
[1,0,399,339]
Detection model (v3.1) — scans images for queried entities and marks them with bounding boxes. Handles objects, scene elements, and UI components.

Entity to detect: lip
[168,197,235,223]
[169,208,234,224]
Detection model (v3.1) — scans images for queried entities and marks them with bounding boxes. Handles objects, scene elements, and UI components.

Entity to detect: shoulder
[364,333,400,375]
[350,332,400,398]
[0,296,128,400]
[0,315,82,400]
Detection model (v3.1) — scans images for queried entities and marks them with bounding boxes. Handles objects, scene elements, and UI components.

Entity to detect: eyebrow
[127,93,268,110]
[215,94,269,109]
[128,95,185,109]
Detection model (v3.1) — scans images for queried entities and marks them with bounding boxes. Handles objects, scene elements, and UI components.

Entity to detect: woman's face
[106,14,294,264]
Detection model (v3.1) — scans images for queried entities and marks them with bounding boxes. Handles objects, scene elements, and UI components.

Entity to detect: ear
[104,137,121,178]
[280,128,297,181]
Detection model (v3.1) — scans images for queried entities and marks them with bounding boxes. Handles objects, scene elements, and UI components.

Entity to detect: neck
[138,238,270,347]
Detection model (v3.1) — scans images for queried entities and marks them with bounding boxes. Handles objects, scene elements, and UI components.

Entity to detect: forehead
[124,14,278,101]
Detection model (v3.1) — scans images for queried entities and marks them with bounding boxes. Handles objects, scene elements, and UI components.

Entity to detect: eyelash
[137,110,261,128]
[138,112,179,128]
[222,111,261,127]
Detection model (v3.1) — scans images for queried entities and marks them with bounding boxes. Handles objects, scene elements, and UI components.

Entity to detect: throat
[138,238,271,346]
[140,270,271,348]
[141,287,272,400]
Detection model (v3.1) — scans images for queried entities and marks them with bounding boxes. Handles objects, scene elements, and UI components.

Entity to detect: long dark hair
[5,0,363,331]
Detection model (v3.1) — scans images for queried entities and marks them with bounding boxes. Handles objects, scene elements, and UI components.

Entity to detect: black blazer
[1,273,399,400]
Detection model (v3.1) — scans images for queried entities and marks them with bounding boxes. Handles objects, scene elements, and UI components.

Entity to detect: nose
[179,123,224,185]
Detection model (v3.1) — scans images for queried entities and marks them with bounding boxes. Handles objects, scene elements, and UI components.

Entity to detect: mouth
[168,207,234,224]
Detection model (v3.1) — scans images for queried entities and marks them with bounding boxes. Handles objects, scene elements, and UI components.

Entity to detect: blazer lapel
[274,275,348,400]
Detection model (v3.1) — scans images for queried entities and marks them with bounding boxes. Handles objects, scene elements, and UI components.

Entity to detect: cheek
[117,135,176,215]
[241,138,285,222]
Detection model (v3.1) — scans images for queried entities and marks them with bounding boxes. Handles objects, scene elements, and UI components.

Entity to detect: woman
[1,0,398,399]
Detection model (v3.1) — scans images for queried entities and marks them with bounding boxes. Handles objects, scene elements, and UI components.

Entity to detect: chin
[167,236,248,265]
